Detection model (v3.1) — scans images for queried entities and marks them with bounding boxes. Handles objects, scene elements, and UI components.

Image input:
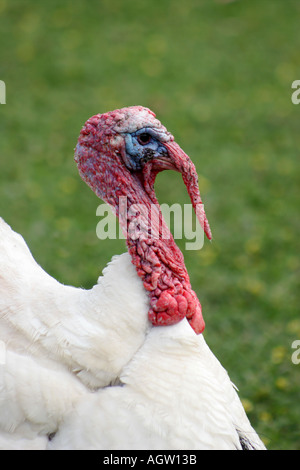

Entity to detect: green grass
[0,0,299,450]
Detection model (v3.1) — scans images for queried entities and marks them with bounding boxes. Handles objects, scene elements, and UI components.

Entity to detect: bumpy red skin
[75,106,211,334]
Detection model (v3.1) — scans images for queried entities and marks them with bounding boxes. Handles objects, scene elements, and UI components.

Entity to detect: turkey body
[0,218,265,450]
[0,218,149,449]
[0,106,266,450]
[0,218,149,391]
[49,320,265,450]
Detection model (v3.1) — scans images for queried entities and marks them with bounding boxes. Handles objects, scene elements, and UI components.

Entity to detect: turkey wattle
[0,106,266,450]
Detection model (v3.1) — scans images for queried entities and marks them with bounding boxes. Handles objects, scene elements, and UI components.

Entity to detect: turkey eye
[137,133,152,145]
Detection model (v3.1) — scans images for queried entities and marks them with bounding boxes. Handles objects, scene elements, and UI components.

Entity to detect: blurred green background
[0,0,299,450]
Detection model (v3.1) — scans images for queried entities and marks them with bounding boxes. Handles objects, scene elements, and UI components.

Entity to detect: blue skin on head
[123,127,168,171]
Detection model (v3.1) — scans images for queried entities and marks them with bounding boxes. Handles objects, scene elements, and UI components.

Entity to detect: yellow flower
[271,346,287,364]
[259,411,272,423]
[275,377,289,390]
[245,238,261,255]
[244,278,265,296]
[241,399,254,414]
[286,319,300,336]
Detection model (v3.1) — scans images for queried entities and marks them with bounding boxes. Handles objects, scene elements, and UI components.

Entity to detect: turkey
[0,106,266,450]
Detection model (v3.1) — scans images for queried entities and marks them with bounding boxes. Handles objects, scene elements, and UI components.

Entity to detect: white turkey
[0,106,266,450]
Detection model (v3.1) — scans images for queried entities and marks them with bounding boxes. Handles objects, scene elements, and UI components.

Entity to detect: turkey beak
[155,141,212,241]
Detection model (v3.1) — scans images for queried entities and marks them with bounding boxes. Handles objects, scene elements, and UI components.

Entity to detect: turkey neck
[114,171,205,335]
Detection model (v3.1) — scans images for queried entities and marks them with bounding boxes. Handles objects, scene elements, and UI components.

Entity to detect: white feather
[0,218,265,449]
[49,321,265,450]
[0,218,150,390]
